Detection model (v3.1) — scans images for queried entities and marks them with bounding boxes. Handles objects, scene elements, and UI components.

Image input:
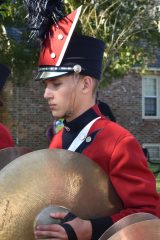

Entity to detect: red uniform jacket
[0,123,14,150]
[49,106,160,223]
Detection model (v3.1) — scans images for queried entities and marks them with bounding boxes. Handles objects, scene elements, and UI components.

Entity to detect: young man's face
[43,74,80,120]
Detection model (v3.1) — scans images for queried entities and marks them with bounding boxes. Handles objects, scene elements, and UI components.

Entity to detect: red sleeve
[49,129,63,149]
[109,135,159,222]
[0,123,14,150]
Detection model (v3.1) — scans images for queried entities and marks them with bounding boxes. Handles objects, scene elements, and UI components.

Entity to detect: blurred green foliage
[148,162,160,192]
[0,0,39,84]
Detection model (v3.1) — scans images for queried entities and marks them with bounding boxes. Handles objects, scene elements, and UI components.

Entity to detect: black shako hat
[61,34,105,80]
[37,34,105,81]
[34,6,105,81]
[0,63,11,90]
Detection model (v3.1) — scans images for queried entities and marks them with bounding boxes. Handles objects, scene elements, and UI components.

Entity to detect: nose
[44,84,53,100]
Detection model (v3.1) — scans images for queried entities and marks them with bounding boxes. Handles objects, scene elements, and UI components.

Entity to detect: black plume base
[23,0,65,40]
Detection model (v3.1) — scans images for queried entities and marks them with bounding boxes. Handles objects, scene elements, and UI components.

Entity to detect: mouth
[48,104,57,110]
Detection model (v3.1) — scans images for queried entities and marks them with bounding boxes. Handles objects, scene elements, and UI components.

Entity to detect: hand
[34,211,92,240]
[34,222,67,239]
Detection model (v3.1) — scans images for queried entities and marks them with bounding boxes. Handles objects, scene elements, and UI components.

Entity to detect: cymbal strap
[60,223,78,240]
[62,212,77,223]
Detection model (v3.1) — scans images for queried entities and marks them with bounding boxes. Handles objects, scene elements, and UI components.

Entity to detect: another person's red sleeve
[0,123,14,150]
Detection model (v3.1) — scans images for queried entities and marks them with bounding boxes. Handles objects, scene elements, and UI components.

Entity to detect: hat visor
[34,71,69,81]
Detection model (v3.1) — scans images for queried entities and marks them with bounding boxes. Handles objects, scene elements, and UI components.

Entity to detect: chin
[52,111,63,119]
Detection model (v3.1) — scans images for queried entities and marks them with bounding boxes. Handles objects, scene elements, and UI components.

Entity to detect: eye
[53,82,61,87]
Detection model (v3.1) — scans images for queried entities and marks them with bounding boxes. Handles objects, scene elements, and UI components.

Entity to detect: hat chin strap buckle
[73,65,82,73]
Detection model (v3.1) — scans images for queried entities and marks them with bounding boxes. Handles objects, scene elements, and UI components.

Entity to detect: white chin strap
[64,73,81,119]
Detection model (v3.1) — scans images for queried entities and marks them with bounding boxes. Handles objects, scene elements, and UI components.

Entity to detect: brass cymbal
[107,219,160,240]
[99,212,158,240]
[0,148,122,240]
[0,146,32,170]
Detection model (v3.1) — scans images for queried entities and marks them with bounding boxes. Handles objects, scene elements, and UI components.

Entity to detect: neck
[65,99,96,122]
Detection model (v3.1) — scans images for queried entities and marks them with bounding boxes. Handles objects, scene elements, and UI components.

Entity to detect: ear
[81,76,93,94]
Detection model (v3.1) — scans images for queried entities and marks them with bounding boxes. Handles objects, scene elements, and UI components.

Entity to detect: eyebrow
[43,78,61,83]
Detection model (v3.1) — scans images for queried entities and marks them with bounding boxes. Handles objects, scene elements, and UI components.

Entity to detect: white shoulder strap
[68,117,101,152]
